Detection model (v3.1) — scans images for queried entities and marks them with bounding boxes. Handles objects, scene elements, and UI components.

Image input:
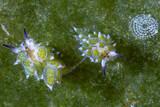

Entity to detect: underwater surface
[0,0,160,107]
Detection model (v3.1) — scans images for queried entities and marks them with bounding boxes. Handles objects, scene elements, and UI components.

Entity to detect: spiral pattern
[129,14,158,39]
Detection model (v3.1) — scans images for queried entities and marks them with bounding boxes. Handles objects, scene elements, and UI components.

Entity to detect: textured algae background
[0,0,160,107]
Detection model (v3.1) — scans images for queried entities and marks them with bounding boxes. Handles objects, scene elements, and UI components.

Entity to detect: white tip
[47,85,53,91]
[82,39,87,42]
[98,32,101,38]
[12,48,20,54]
[40,74,44,80]
[50,56,54,60]
[108,51,118,57]
[95,58,98,63]
[73,27,77,32]
[102,34,106,38]
[113,43,116,47]
[79,47,83,51]
[81,53,85,56]
[148,14,151,17]
[93,32,97,35]
[86,40,89,44]
[101,59,107,68]
[20,43,25,51]
[155,30,158,34]
[58,64,64,69]
[26,75,30,79]
[84,49,88,53]
[34,71,40,81]
[107,34,110,39]
[14,59,20,65]
[78,34,83,38]
[90,57,94,62]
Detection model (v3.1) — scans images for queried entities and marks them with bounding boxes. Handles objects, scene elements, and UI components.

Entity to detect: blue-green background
[0,0,160,107]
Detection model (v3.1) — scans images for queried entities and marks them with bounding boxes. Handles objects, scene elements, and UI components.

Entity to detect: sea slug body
[74,27,119,76]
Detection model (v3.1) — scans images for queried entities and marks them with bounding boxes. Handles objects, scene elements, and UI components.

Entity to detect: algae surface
[0,0,160,107]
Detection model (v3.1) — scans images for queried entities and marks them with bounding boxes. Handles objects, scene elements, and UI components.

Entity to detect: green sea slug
[3,29,65,90]
[73,27,120,76]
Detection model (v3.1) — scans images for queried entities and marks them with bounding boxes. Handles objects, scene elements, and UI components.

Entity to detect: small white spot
[103,34,107,38]
[73,27,77,32]
[98,32,102,38]
[107,34,110,39]
[26,75,30,79]
[113,43,116,47]
[82,39,87,42]
[58,64,64,69]
[78,34,83,38]
[95,58,98,62]
[81,53,85,56]
[79,47,83,51]
[86,40,89,44]
[34,71,40,81]
[40,74,44,80]
[12,48,21,54]
[88,34,91,38]
[50,56,54,60]
[83,49,88,54]
[90,57,94,62]
[47,85,53,91]
[14,59,20,65]
[101,58,107,68]
[93,32,97,35]
[108,51,118,57]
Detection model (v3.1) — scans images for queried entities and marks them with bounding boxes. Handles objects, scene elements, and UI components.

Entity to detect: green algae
[0,0,160,107]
